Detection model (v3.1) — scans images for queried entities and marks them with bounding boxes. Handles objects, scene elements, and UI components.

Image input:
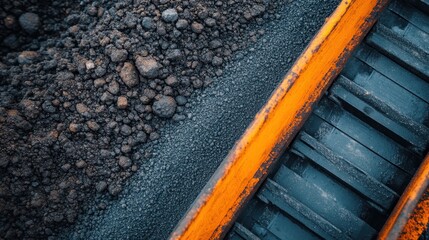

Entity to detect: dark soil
[0,0,293,239]
[64,0,340,239]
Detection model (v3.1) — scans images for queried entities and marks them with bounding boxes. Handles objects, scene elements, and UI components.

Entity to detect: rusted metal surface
[401,189,429,240]
[379,154,429,240]
[169,0,389,239]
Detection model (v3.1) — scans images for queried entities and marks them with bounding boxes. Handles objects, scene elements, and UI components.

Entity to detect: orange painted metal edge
[170,0,389,239]
[398,188,429,240]
[400,188,429,240]
[378,153,429,240]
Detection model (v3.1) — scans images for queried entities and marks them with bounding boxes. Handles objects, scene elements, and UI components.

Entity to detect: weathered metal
[379,154,429,240]
[169,0,390,239]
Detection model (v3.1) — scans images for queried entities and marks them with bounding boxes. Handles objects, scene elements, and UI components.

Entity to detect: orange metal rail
[169,0,389,239]
[379,154,429,240]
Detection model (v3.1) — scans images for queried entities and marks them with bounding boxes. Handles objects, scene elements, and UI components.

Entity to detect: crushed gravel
[61,0,340,239]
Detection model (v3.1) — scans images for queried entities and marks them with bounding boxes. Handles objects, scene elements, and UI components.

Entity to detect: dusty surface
[63,0,339,239]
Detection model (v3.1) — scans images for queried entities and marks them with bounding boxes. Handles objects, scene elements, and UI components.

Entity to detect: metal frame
[169,0,390,239]
[379,154,429,240]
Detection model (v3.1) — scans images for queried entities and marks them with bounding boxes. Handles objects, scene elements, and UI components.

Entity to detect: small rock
[198,9,209,19]
[135,56,160,78]
[200,51,214,63]
[120,124,132,136]
[119,62,139,88]
[121,145,132,154]
[143,88,156,99]
[30,193,45,208]
[149,132,160,140]
[57,71,74,81]
[75,160,87,169]
[76,103,90,116]
[191,22,204,33]
[162,8,178,23]
[135,131,147,143]
[157,22,167,35]
[175,19,188,29]
[152,96,177,118]
[108,184,122,196]
[165,75,178,86]
[61,163,71,171]
[69,123,80,133]
[86,121,100,131]
[95,66,106,77]
[85,60,95,70]
[108,80,120,94]
[7,110,32,130]
[67,189,78,202]
[18,51,39,65]
[94,78,106,88]
[4,15,17,29]
[110,48,128,62]
[141,17,155,30]
[118,156,132,169]
[209,39,223,49]
[165,49,183,62]
[101,92,114,102]
[43,60,57,70]
[87,6,98,16]
[20,99,39,119]
[95,181,108,193]
[42,100,56,113]
[124,12,137,28]
[204,18,216,27]
[19,12,40,34]
[212,56,223,66]
[117,96,128,109]
[175,96,187,106]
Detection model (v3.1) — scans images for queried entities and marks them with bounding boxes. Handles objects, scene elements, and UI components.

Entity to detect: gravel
[61,0,339,239]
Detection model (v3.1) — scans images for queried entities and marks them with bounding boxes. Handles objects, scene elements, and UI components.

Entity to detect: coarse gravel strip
[65,0,340,239]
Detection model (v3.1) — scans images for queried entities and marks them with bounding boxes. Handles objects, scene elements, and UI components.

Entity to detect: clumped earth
[0,0,287,238]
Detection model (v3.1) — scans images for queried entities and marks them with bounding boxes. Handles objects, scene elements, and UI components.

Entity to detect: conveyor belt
[227,0,429,239]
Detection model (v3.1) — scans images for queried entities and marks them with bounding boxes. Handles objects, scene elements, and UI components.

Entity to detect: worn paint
[400,189,429,240]
[169,0,389,239]
[379,154,429,240]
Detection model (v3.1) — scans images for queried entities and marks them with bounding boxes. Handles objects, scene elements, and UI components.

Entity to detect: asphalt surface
[64,0,340,239]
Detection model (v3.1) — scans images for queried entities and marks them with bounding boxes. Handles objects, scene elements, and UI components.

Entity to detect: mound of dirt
[0,0,287,238]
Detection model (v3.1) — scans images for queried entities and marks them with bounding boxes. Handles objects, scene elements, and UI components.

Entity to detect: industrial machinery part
[170,0,429,239]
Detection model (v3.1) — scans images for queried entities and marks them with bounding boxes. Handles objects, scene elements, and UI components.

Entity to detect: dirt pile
[0,0,286,238]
